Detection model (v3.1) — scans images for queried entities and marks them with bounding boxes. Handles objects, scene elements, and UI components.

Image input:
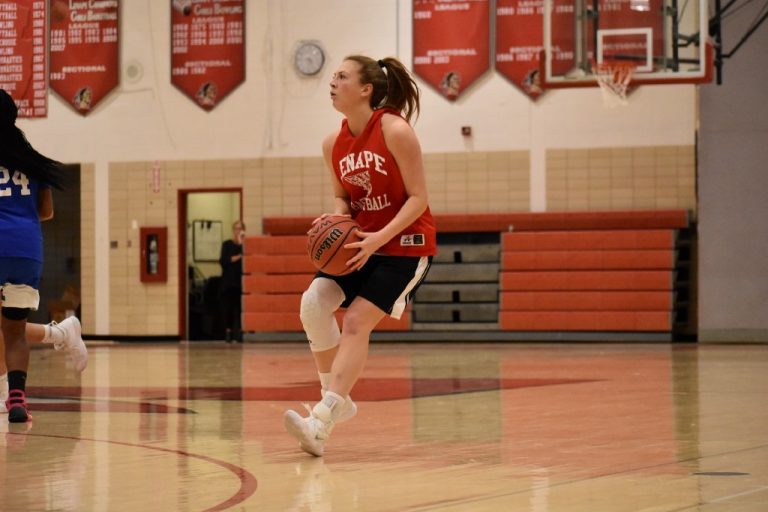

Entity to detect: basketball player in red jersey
[284,56,436,456]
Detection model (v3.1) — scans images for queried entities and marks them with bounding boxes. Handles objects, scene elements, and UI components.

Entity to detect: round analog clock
[294,41,326,77]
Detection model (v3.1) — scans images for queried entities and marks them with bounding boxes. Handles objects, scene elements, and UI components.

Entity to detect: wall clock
[294,41,326,77]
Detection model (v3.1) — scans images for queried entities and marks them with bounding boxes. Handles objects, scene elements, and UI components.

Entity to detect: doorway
[34,164,81,324]
[178,189,242,340]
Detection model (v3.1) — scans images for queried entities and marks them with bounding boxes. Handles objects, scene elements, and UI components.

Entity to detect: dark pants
[220,288,242,342]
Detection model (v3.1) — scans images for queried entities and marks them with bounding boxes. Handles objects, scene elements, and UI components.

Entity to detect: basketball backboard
[541,0,713,87]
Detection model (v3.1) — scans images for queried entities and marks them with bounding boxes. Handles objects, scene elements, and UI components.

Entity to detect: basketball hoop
[593,61,635,108]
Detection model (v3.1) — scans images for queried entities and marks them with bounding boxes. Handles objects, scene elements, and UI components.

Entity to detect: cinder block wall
[87,145,694,336]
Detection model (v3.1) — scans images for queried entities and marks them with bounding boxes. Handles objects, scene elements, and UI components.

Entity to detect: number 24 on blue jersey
[0,167,31,197]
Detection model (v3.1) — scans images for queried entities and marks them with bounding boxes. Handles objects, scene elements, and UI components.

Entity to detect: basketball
[307,216,361,275]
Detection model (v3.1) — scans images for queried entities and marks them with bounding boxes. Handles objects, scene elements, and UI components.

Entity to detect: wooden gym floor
[2,341,767,511]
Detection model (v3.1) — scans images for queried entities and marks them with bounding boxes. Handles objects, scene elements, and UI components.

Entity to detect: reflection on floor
[2,342,767,511]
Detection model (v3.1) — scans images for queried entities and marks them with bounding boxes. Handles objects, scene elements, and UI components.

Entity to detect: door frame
[177,188,243,340]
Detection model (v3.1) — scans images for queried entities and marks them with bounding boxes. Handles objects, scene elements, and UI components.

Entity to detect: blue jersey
[0,166,44,262]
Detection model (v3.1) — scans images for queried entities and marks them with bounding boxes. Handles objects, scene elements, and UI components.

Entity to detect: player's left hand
[343,231,384,271]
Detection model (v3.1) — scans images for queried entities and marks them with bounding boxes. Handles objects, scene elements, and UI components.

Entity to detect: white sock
[42,323,66,347]
[318,372,332,390]
[314,390,345,422]
[318,372,352,402]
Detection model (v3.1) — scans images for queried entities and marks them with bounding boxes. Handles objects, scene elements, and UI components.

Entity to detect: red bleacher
[262,210,689,235]
[243,210,689,334]
[499,230,678,332]
[241,233,410,332]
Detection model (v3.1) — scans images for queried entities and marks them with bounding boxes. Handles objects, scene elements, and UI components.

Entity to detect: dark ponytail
[345,55,421,123]
[0,89,66,189]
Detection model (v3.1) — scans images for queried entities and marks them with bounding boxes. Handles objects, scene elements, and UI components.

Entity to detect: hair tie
[377,59,388,78]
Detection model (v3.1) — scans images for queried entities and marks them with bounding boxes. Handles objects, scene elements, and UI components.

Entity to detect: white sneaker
[321,389,357,423]
[1,375,7,414]
[51,317,88,372]
[283,407,334,457]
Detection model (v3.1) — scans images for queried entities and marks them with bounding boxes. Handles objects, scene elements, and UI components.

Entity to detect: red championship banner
[0,0,47,118]
[171,0,245,111]
[413,0,490,102]
[496,0,581,99]
[49,0,119,115]
[495,0,546,99]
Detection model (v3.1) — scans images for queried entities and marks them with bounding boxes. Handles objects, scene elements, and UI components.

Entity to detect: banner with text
[49,0,119,115]
[171,0,245,111]
[0,0,47,118]
[413,0,490,102]
[495,0,547,99]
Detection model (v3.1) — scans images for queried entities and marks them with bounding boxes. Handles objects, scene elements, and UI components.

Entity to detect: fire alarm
[461,126,472,136]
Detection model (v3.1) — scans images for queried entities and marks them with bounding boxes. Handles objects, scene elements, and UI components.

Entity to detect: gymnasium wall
[546,147,696,211]
[92,145,694,337]
[698,7,768,342]
[18,1,699,336]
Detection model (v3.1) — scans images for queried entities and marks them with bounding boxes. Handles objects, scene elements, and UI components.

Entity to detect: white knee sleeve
[1,283,39,310]
[300,278,345,352]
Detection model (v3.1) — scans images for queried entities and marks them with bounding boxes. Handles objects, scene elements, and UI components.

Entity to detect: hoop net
[593,61,635,108]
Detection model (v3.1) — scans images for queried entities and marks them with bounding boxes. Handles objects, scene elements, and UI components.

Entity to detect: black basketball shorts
[317,254,432,319]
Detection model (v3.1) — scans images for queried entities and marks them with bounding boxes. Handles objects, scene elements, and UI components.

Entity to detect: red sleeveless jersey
[332,108,437,257]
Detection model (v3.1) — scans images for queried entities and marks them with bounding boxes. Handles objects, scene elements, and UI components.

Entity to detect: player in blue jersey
[0,88,68,422]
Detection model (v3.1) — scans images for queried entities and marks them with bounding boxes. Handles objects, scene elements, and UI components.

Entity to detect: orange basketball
[307,216,361,276]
